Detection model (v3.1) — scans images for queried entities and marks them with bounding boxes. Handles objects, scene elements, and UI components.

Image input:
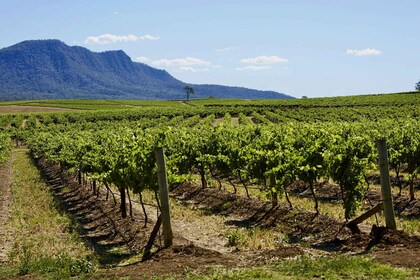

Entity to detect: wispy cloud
[177,66,209,73]
[150,56,212,73]
[85,34,138,45]
[240,55,288,64]
[215,46,237,52]
[236,65,273,71]
[346,48,382,56]
[85,33,160,44]
[140,34,160,41]
[152,57,211,67]
[237,55,287,71]
[134,56,151,63]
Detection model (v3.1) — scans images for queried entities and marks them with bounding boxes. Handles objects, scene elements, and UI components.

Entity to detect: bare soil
[0,155,13,263]
[0,105,77,114]
[287,179,420,217]
[171,184,347,243]
[36,158,152,264]
[32,159,420,277]
[178,101,193,106]
[171,184,420,269]
[212,118,223,126]
[35,159,303,277]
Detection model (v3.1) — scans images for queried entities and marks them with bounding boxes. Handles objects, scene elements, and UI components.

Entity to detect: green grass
[150,255,416,280]
[3,91,419,111]
[1,254,94,280]
[0,149,95,279]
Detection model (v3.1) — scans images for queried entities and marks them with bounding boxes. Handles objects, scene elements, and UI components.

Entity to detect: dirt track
[0,152,14,263]
[0,105,77,114]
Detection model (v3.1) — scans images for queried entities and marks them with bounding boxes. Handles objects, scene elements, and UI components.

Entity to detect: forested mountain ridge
[0,40,292,101]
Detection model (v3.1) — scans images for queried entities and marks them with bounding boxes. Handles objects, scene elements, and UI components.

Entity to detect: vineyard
[0,93,419,279]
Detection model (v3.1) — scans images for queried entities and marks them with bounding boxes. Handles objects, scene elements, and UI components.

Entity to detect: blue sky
[1,0,419,98]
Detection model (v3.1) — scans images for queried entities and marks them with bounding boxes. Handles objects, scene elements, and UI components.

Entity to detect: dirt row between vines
[287,179,420,218]
[36,158,305,277]
[0,154,13,263]
[34,158,420,277]
[172,183,420,268]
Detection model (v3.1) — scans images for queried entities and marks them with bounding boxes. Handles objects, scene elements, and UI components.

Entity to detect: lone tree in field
[183,86,195,101]
[416,80,420,91]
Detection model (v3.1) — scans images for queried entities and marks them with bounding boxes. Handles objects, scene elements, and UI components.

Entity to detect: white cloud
[236,65,273,71]
[152,57,211,67]
[215,46,237,52]
[240,55,288,64]
[140,34,160,41]
[85,34,138,45]
[135,56,151,63]
[177,66,209,73]
[346,48,382,56]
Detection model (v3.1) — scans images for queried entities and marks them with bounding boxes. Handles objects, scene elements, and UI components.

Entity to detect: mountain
[0,40,293,101]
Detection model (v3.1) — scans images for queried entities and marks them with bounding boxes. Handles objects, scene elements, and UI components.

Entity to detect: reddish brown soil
[369,227,420,269]
[171,184,420,269]
[32,159,420,277]
[35,159,303,277]
[104,244,304,279]
[102,245,237,279]
[171,183,348,243]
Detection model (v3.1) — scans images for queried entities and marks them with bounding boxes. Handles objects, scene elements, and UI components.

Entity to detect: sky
[1,0,419,98]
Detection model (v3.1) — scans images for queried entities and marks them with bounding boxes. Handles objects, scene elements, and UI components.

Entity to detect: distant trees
[183,86,195,101]
[416,80,420,91]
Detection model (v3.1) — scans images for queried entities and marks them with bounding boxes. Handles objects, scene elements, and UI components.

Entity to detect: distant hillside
[0,40,292,101]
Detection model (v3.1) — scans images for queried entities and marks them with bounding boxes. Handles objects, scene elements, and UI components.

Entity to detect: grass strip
[180,255,416,280]
[0,149,95,279]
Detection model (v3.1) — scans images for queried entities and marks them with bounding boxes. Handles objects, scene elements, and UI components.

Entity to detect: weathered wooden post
[269,174,278,207]
[377,138,396,230]
[155,147,173,247]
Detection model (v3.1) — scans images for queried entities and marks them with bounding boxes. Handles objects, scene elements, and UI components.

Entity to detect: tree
[416,80,420,91]
[183,86,195,101]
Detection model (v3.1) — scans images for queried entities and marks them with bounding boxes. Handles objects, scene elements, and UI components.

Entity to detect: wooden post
[346,203,384,234]
[269,174,278,207]
[155,147,173,247]
[377,138,396,230]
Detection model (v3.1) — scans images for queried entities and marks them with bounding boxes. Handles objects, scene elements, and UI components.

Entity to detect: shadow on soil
[171,183,420,266]
[33,156,148,266]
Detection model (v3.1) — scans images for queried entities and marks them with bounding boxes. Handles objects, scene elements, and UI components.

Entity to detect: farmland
[0,93,419,279]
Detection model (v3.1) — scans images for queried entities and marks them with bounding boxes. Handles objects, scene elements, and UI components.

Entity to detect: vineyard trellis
[1,95,419,227]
